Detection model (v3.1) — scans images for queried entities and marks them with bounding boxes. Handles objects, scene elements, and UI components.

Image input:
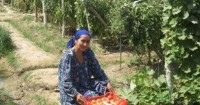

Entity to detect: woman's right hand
[76,93,85,105]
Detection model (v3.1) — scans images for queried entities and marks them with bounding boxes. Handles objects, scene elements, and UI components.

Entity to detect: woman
[58,29,113,105]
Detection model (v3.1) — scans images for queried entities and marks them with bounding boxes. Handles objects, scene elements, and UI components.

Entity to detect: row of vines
[1,0,200,104]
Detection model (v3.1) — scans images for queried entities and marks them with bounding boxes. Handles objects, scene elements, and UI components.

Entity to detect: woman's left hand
[107,82,114,92]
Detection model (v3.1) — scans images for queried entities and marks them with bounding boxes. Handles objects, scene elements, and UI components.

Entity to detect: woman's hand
[76,93,85,105]
[107,82,114,92]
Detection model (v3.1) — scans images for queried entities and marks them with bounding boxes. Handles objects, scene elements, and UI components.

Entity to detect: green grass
[0,90,19,105]
[6,17,67,55]
[99,61,108,68]
[21,15,34,22]
[32,95,58,105]
[6,52,19,69]
[33,95,48,105]
[20,72,32,81]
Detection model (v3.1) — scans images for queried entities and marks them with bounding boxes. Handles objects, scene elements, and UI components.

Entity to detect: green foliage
[74,0,86,29]
[161,0,200,70]
[13,0,34,12]
[116,0,200,104]
[118,67,170,105]
[172,69,200,105]
[161,2,200,103]
[128,55,142,66]
[46,0,61,24]
[120,0,164,59]
[119,67,200,105]
[0,26,14,57]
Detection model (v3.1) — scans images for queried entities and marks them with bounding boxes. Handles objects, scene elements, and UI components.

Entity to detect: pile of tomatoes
[85,93,125,105]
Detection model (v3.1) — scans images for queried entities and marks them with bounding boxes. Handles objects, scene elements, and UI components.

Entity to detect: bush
[0,26,14,57]
[118,67,170,105]
[118,66,200,105]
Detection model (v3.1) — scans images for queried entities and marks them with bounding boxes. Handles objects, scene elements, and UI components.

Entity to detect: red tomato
[107,95,113,100]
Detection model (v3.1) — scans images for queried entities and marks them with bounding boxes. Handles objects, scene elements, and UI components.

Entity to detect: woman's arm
[87,49,109,82]
[59,52,78,98]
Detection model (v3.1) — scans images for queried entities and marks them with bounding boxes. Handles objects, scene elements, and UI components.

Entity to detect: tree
[34,0,38,22]
[41,0,47,26]
[2,0,4,5]
[81,0,91,33]
[61,0,65,37]
[11,0,13,8]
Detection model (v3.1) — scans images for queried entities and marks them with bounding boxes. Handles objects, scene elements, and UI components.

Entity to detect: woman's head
[67,29,91,51]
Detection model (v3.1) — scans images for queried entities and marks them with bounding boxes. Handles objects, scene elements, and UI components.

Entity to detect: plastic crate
[84,92,128,105]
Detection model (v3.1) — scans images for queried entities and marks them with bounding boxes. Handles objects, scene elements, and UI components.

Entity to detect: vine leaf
[130,81,136,91]
[172,7,182,15]
[196,42,200,46]
[189,15,198,24]
[178,35,186,40]
[169,18,178,27]
[183,11,189,19]
[190,46,198,51]
[184,68,191,74]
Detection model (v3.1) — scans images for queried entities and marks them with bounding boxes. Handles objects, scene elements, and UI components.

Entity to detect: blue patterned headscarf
[67,29,91,48]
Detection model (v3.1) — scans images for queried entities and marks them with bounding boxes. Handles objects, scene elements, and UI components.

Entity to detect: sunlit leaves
[162,0,200,103]
[182,11,189,19]
[121,0,164,59]
[169,17,178,27]
[184,68,191,74]
[178,35,186,40]
[189,15,198,24]
[172,6,182,15]
[189,46,198,51]
[130,81,136,91]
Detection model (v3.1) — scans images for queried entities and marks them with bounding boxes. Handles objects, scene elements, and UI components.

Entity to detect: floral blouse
[58,48,109,105]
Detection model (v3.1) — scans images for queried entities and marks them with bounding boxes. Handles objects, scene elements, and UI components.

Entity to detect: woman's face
[74,35,90,52]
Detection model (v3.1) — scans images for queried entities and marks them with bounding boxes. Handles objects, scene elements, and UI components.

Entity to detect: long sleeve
[87,49,109,82]
[58,51,78,99]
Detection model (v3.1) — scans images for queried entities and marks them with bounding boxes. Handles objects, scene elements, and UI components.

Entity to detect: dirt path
[1,22,58,71]
[0,6,58,72]
[1,5,60,105]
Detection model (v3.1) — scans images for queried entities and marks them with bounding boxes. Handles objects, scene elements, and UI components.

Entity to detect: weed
[6,52,19,69]
[128,55,142,67]
[33,95,48,105]
[0,26,14,57]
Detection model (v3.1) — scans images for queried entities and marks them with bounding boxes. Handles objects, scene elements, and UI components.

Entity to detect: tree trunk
[81,0,91,34]
[87,7,108,28]
[11,0,13,8]
[34,0,38,22]
[2,0,4,5]
[41,0,47,26]
[164,60,173,100]
[61,0,65,37]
